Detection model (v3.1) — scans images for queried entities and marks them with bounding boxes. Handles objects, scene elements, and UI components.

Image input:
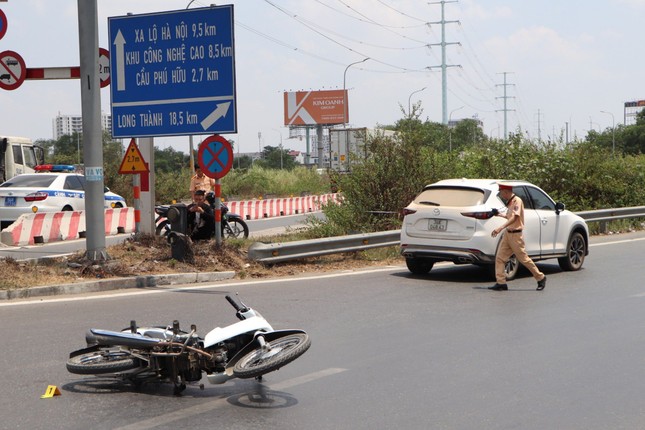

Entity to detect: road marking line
[114,367,347,430]
[589,236,645,247]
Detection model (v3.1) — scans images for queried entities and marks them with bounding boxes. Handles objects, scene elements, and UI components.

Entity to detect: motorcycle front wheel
[155,220,170,238]
[223,218,249,239]
[233,332,311,379]
[66,349,140,375]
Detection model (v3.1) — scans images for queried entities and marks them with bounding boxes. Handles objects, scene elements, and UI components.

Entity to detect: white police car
[0,165,126,230]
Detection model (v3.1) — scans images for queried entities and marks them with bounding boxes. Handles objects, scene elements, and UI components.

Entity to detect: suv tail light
[461,210,494,220]
[402,208,417,216]
[24,192,48,202]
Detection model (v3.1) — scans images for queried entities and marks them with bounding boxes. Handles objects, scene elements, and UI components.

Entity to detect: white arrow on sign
[113,30,126,91]
[201,102,231,130]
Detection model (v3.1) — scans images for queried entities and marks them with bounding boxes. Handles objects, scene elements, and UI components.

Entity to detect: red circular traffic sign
[0,50,26,90]
[99,47,110,88]
[197,135,233,180]
[0,10,8,41]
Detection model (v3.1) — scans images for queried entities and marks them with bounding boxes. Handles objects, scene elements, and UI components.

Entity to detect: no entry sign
[0,50,26,90]
[197,135,233,180]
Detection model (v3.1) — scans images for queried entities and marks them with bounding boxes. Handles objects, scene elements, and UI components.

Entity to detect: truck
[0,136,44,183]
[328,127,396,172]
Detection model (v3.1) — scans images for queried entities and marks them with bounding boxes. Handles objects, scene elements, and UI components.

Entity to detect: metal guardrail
[248,231,401,264]
[248,207,645,263]
[576,206,645,223]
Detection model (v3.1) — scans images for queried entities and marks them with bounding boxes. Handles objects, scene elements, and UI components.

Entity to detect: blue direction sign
[108,6,236,138]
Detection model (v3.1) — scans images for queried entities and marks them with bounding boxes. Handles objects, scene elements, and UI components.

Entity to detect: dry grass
[0,234,403,291]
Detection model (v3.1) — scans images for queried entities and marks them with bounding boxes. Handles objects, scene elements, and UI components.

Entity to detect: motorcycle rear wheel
[223,218,249,239]
[233,332,311,379]
[66,349,140,375]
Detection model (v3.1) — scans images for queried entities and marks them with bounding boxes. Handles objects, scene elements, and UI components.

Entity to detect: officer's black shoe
[488,283,508,291]
[536,276,547,291]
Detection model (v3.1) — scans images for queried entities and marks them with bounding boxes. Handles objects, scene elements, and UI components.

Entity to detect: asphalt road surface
[2,232,645,429]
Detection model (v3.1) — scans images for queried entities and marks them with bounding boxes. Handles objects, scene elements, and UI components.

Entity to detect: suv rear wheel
[405,258,434,275]
[485,255,519,281]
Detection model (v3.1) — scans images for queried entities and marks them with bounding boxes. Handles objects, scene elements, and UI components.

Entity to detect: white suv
[400,179,589,279]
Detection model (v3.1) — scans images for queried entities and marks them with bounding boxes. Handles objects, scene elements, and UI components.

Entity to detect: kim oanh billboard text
[284,90,349,126]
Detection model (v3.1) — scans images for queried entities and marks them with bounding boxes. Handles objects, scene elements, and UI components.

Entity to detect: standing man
[490,183,547,291]
[189,164,215,201]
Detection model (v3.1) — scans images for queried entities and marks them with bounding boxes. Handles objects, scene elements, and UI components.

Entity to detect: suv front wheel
[558,231,586,271]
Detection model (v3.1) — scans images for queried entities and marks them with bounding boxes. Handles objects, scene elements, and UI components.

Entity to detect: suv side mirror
[555,202,565,215]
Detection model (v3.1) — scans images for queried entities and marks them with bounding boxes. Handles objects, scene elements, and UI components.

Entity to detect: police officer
[189,165,216,201]
[489,183,547,291]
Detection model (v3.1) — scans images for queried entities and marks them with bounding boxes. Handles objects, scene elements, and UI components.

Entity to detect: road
[1,232,645,429]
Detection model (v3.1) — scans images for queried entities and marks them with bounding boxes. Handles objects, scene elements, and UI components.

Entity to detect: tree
[257,145,298,170]
[36,133,84,165]
[154,146,189,173]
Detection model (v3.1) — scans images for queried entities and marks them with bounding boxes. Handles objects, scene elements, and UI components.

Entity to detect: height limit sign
[119,139,149,174]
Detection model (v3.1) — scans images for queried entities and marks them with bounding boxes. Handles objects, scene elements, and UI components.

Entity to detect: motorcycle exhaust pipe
[86,329,162,348]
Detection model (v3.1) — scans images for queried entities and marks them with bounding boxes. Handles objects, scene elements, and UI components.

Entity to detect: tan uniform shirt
[190,174,215,195]
[505,195,524,231]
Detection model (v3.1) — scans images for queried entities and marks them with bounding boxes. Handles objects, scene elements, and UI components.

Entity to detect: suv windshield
[414,186,486,207]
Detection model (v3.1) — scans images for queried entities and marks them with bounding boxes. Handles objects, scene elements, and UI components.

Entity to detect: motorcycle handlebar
[225,294,248,313]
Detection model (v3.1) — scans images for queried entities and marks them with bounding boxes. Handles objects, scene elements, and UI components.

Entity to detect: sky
[0,0,644,157]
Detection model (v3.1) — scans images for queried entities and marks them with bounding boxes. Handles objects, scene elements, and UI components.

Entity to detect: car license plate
[428,219,447,231]
[4,196,16,207]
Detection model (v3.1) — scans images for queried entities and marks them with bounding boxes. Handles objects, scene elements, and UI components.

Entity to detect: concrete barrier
[227,193,339,220]
[0,207,134,246]
[1,194,339,246]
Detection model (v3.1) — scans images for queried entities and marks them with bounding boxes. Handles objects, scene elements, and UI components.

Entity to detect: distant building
[624,100,645,125]
[52,112,112,139]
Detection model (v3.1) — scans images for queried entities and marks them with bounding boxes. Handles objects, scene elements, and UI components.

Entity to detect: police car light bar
[34,164,75,172]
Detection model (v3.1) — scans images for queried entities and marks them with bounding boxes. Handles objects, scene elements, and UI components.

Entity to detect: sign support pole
[133,174,141,234]
[78,0,107,261]
[137,137,155,235]
[214,179,222,247]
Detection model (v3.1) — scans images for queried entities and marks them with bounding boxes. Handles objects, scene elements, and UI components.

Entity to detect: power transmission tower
[427,0,460,125]
[495,72,515,140]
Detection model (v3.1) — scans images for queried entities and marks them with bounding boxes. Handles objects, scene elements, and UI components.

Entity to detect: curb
[0,271,236,301]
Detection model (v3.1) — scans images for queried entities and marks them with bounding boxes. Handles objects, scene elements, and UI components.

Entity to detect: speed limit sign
[0,50,26,90]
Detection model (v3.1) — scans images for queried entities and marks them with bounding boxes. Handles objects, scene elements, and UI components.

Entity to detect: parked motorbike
[66,295,311,395]
[155,198,249,239]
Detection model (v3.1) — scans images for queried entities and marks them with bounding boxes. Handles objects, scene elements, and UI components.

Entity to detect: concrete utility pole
[77,0,107,261]
[427,0,460,125]
[496,72,515,140]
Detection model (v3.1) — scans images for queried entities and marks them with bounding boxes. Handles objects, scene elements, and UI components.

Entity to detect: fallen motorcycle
[66,295,311,395]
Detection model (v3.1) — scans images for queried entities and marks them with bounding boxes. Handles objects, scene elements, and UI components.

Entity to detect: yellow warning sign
[119,138,149,174]
[41,385,62,398]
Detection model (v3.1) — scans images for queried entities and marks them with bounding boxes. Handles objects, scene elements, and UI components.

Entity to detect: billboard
[284,90,347,126]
